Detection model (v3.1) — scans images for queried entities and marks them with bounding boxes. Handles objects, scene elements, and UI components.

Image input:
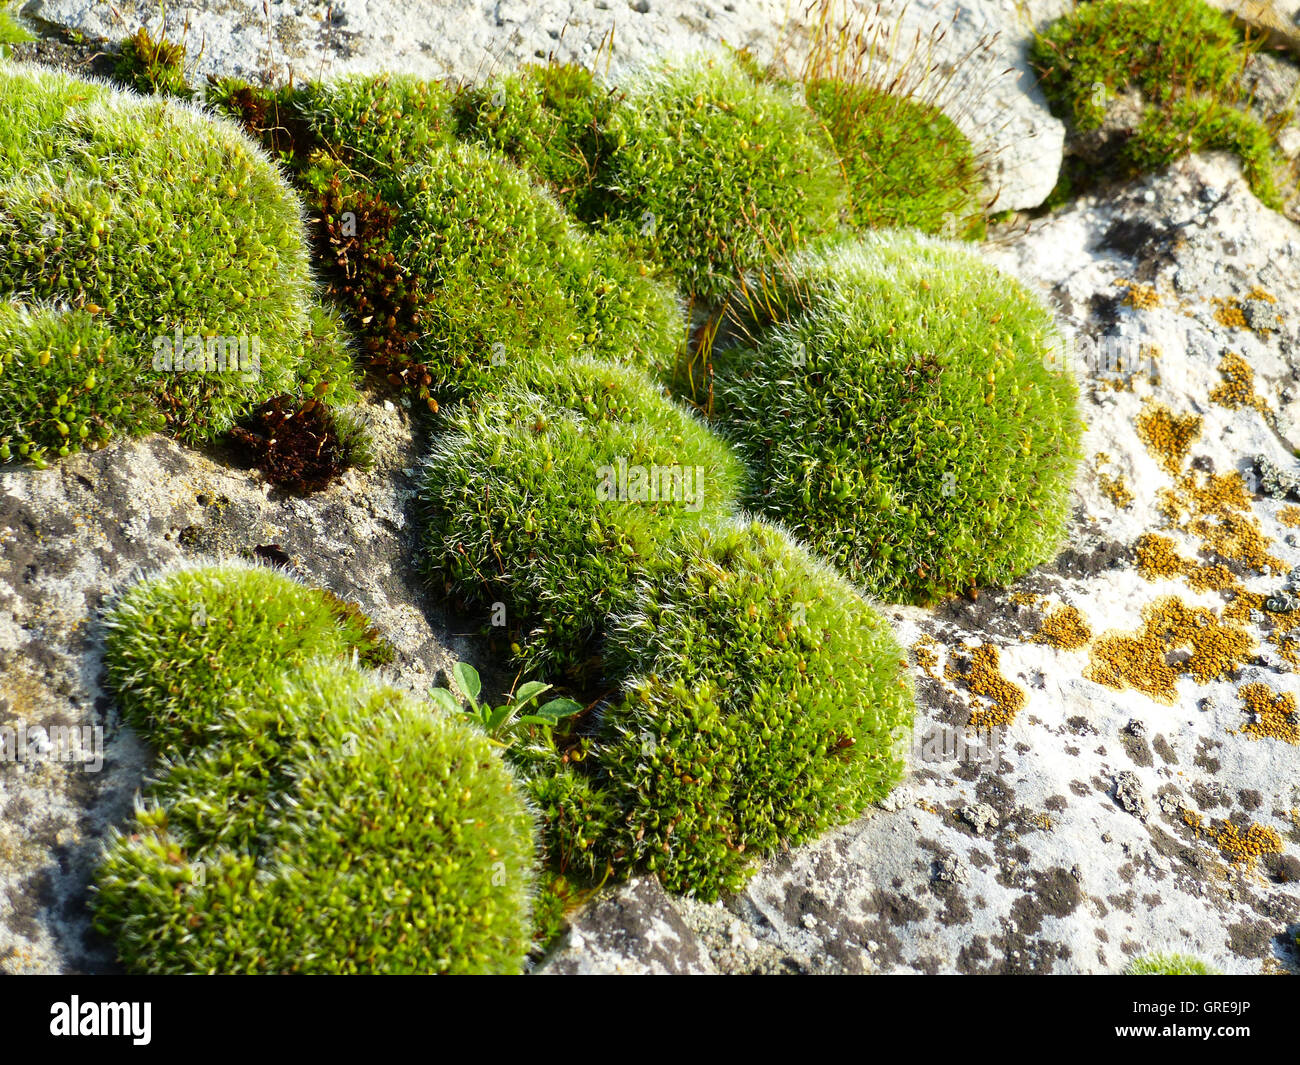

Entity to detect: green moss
[714,232,1082,604]
[1126,953,1219,975]
[1031,0,1288,210]
[596,53,847,303]
[94,664,536,974]
[114,26,190,98]
[454,61,615,218]
[592,517,913,899]
[102,562,392,755]
[416,356,742,678]
[805,80,984,238]
[0,62,358,463]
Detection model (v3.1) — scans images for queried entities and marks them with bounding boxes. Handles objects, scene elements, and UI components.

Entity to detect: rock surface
[23,0,1063,210]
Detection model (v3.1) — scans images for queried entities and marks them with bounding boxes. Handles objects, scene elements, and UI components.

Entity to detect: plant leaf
[427,687,462,716]
[534,697,584,721]
[514,680,550,705]
[452,661,482,702]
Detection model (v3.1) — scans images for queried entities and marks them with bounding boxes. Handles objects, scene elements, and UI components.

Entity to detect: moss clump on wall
[595,53,848,303]
[714,231,1082,604]
[1126,952,1219,975]
[592,518,914,899]
[417,356,742,678]
[0,62,358,465]
[805,80,985,238]
[1031,0,1289,211]
[94,662,536,974]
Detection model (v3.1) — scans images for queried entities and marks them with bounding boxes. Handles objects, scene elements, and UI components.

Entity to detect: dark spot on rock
[1226,919,1271,959]
[1151,733,1178,765]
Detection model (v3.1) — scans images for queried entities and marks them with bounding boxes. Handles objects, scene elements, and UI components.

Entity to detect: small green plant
[114,26,190,98]
[0,6,33,52]
[595,52,847,303]
[416,356,742,678]
[0,61,359,464]
[1126,953,1220,975]
[591,517,914,899]
[714,231,1083,604]
[94,663,537,974]
[430,660,583,745]
[102,561,392,754]
[1031,0,1289,211]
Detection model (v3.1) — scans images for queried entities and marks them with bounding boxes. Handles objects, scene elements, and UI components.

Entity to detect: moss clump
[114,26,190,98]
[0,7,33,51]
[453,62,615,218]
[596,53,847,302]
[714,231,1082,604]
[0,62,357,463]
[805,80,984,238]
[94,663,536,974]
[1032,0,1287,210]
[313,140,683,401]
[102,562,392,754]
[591,518,913,899]
[1126,953,1219,975]
[417,357,742,678]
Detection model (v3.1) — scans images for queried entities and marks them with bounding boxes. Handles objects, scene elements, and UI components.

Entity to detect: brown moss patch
[1032,604,1092,650]
[1086,597,1255,704]
[945,643,1025,729]
[1136,402,1202,474]
[229,395,349,495]
[1237,683,1299,745]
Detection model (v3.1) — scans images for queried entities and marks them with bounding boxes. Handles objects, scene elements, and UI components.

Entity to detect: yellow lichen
[945,642,1025,728]
[1237,683,1299,744]
[1213,299,1248,330]
[1210,820,1283,864]
[1136,402,1202,474]
[1032,604,1092,650]
[912,634,939,679]
[1279,505,1300,528]
[1087,597,1255,704]
[1209,352,1269,415]
[1118,279,1161,310]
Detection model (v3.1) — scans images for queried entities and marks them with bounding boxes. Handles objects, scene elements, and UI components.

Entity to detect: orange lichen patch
[1117,278,1161,310]
[1032,604,1092,650]
[1188,510,1286,575]
[1213,299,1248,330]
[1097,470,1135,508]
[1156,469,1286,577]
[1210,820,1283,864]
[912,634,939,679]
[945,643,1025,728]
[1086,597,1255,704]
[1237,683,1299,744]
[1135,533,1241,592]
[1135,533,1190,581]
[1209,352,1269,414]
[1011,591,1040,606]
[1136,403,1202,474]
[1223,591,1300,669]
[1245,286,1276,304]
[1279,505,1300,528]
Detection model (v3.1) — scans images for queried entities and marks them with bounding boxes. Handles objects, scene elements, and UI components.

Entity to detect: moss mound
[102,562,392,754]
[417,356,742,677]
[94,663,536,974]
[596,53,847,302]
[806,80,984,238]
[0,62,355,464]
[592,517,913,899]
[453,61,614,218]
[1032,0,1288,210]
[1126,953,1219,975]
[714,232,1082,604]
